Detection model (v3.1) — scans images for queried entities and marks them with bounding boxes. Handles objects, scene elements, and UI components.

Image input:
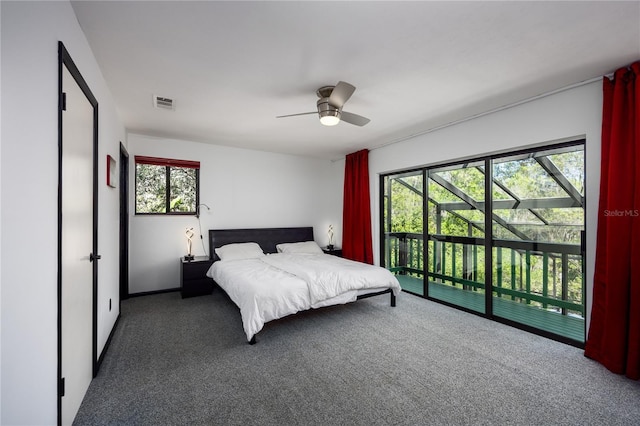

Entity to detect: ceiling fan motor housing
[317,97,340,125]
[317,97,341,121]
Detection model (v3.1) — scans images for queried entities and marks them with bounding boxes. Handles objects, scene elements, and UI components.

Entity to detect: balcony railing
[384,232,584,316]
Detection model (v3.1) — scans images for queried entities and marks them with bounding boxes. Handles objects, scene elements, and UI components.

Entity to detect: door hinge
[62,92,67,111]
[59,377,65,397]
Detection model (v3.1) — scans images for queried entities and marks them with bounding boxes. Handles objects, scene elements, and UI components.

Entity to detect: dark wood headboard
[208,227,314,261]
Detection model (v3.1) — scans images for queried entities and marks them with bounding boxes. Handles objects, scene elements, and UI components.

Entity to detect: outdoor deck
[396,274,585,343]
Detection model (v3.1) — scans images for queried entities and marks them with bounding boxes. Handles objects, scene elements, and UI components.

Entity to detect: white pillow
[215,242,264,261]
[276,241,323,254]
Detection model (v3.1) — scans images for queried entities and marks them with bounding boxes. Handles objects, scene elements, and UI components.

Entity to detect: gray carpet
[74,290,640,425]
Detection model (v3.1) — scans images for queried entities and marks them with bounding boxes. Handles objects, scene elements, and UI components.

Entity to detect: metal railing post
[542,253,549,309]
[561,253,569,315]
[496,247,502,297]
[525,251,531,305]
[398,233,407,275]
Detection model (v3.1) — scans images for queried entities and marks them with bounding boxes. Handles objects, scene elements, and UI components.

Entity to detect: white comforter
[207,253,401,341]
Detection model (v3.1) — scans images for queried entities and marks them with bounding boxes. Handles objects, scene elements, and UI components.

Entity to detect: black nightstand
[322,247,343,257]
[180,256,214,298]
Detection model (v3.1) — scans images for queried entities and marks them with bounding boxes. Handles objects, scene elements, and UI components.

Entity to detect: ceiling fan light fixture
[319,110,340,126]
[317,97,340,126]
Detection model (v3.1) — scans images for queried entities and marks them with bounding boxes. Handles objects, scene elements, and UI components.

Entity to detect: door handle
[89,253,101,262]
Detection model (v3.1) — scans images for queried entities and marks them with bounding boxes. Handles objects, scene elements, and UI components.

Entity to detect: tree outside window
[135,156,199,214]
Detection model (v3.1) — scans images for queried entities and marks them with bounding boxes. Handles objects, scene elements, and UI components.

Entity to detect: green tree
[136,164,166,213]
[136,164,196,213]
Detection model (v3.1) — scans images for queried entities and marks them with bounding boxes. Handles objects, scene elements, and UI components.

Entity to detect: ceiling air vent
[153,95,175,110]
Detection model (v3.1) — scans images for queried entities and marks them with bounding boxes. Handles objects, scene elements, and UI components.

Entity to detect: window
[135,156,199,214]
[381,140,586,345]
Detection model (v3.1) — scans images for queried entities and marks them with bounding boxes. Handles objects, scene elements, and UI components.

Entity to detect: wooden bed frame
[208,227,396,343]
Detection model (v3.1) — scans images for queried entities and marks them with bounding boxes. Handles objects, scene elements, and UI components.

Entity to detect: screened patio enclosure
[381,141,586,345]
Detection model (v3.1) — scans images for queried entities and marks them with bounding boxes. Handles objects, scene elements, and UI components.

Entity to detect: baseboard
[128,287,181,298]
[96,313,121,373]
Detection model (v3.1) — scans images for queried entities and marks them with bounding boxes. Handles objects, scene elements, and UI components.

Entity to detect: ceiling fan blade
[276,111,317,118]
[328,81,356,108]
[340,111,370,126]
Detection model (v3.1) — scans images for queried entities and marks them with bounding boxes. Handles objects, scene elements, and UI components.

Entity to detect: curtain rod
[370,74,609,153]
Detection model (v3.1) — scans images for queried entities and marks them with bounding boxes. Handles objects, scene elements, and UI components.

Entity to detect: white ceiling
[71,1,640,160]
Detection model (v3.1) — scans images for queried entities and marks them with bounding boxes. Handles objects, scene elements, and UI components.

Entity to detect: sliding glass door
[491,146,585,341]
[382,170,424,295]
[427,160,486,314]
[380,140,586,344]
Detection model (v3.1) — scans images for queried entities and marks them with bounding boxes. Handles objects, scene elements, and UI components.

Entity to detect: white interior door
[60,64,94,426]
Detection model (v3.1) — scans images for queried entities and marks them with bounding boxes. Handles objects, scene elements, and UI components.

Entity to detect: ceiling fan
[277,81,370,127]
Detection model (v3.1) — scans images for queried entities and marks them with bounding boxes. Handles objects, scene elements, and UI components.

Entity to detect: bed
[206,227,401,344]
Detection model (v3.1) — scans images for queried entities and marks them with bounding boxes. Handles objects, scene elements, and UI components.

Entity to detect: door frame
[119,142,129,302]
[57,41,99,425]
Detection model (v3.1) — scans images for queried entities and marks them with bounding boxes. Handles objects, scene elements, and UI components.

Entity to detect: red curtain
[342,149,373,264]
[585,62,640,380]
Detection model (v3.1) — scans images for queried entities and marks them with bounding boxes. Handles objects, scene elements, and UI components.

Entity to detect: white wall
[365,82,602,330]
[127,134,342,293]
[0,1,125,424]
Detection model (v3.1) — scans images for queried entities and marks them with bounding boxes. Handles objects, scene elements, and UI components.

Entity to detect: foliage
[169,167,197,212]
[136,164,196,213]
[384,173,423,233]
[136,164,166,213]
[383,146,585,317]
